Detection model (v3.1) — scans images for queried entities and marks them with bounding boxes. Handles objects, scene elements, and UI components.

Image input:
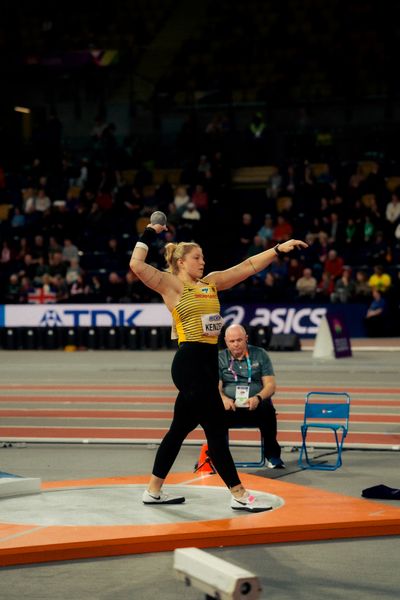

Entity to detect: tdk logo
[38,309,143,327]
[63,309,143,327]
[40,310,63,327]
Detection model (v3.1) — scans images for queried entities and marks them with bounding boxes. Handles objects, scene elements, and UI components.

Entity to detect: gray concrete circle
[0,484,284,526]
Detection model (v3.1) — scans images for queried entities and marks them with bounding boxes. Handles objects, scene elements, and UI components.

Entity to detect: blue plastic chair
[298,391,350,471]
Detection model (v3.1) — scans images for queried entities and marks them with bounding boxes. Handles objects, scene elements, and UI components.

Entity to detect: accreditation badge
[235,385,250,407]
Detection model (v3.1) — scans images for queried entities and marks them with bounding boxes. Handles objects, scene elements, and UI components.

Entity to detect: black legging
[152,342,241,488]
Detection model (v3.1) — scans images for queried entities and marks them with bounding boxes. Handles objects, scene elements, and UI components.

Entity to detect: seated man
[218,323,284,469]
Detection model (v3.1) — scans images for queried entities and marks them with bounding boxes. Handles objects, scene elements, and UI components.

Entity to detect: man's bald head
[224,324,248,358]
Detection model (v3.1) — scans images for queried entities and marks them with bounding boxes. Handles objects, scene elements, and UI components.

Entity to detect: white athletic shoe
[231,492,272,513]
[142,489,185,505]
[266,457,285,469]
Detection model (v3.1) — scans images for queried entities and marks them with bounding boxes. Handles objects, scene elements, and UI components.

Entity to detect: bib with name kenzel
[172,280,224,344]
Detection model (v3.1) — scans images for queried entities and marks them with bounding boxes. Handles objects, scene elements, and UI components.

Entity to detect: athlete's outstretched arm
[206,239,308,291]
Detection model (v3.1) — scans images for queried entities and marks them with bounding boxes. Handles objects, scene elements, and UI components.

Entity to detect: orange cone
[194,443,216,474]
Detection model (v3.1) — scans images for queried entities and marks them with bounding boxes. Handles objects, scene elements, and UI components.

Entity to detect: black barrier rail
[0,327,300,351]
[0,327,179,351]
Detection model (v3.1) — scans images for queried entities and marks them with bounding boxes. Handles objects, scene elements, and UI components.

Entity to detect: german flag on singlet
[172,279,222,344]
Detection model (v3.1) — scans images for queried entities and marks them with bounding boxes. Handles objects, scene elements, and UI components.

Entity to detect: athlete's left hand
[276,239,308,253]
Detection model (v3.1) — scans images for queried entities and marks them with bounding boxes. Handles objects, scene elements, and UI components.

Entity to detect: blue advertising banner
[221,303,366,338]
[0,303,367,337]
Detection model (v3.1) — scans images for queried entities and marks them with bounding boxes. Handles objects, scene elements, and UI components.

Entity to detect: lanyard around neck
[228,351,252,384]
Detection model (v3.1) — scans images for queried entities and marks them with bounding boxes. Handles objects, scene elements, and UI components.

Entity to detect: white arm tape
[135,241,149,251]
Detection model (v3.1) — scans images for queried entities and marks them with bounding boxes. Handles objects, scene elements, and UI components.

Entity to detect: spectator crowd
[0,120,400,338]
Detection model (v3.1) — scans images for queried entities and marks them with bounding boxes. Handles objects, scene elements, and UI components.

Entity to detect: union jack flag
[27,286,56,304]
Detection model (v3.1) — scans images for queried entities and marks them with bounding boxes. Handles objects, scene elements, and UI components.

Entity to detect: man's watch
[256,394,263,402]
[273,243,284,257]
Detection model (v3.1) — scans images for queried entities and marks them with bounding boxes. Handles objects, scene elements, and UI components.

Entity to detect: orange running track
[1,384,399,449]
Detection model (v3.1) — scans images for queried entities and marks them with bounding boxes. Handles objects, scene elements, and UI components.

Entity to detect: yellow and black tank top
[172,279,222,344]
